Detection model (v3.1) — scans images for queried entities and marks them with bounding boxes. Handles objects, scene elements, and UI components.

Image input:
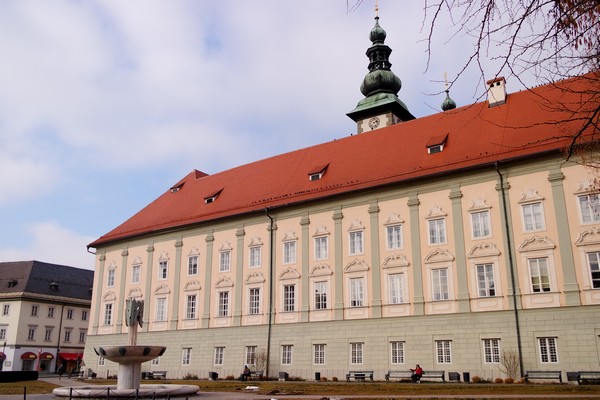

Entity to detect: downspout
[56,304,66,372]
[264,208,275,379]
[495,162,524,378]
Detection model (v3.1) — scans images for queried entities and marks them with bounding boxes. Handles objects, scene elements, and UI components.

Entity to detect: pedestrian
[57,364,65,380]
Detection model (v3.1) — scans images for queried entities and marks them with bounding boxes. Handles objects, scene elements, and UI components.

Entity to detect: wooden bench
[149,371,167,379]
[385,370,413,381]
[385,370,445,382]
[524,370,562,383]
[249,370,264,380]
[577,371,600,384]
[346,370,374,381]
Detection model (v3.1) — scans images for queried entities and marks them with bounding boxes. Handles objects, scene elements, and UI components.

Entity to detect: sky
[0,1,525,270]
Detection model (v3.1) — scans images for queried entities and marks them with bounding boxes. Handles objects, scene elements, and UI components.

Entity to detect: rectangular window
[314,281,328,310]
[349,231,364,255]
[283,241,297,264]
[281,345,293,365]
[522,202,544,231]
[476,263,496,297]
[44,328,52,341]
[218,291,229,317]
[436,340,452,363]
[151,356,160,366]
[432,268,449,301]
[579,194,600,223]
[388,273,404,304]
[188,256,198,275]
[386,224,403,249]
[48,306,55,318]
[31,305,38,316]
[528,258,551,293]
[249,288,261,315]
[27,327,35,341]
[471,210,491,238]
[107,269,115,287]
[182,348,192,365]
[82,310,88,321]
[104,303,113,325]
[350,342,363,364]
[64,330,71,342]
[390,341,405,364]
[428,218,447,244]
[0,327,6,341]
[538,337,558,363]
[314,236,328,260]
[220,251,231,272]
[587,251,600,289]
[131,264,141,284]
[79,330,86,343]
[158,261,168,280]
[249,246,261,267]
[214,347,224,365]
[186,295,197,319]
[66,309,73,319]
[98,356,105,366]
[350,277,364,307]
[246,346,257,366]
[314,344,325,365]
[2,304,9,315]
[283,285,295,312]
[483,339,500,363]
[155,297,167,321]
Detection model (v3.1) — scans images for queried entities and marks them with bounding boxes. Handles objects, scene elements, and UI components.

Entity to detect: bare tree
[499,349,521,380]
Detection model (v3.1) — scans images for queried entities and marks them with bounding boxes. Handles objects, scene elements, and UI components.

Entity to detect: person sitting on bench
[240,365,252,381]
[411,364,423,383]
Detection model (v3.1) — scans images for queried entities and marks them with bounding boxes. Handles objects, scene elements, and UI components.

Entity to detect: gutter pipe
[265,208,275,379]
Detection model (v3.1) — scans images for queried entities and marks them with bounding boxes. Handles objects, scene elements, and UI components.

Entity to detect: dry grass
[0,380,59,395]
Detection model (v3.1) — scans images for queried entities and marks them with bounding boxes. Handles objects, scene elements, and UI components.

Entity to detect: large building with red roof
[85,16,600,382]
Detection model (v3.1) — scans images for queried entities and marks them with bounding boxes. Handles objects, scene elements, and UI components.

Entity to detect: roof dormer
[486,77,507,107]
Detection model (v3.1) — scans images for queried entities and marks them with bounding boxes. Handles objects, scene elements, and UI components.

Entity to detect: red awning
[58,352,82,361]
[0,352,5,359]
[40,352,54,360]
[21,352,37,359]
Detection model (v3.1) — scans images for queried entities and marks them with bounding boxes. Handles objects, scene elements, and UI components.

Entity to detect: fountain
[53,299,199,398]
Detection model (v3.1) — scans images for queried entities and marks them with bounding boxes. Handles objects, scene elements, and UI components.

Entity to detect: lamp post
[37,348,42,372]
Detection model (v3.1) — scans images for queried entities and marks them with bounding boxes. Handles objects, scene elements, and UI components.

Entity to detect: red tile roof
[89,73,599,248]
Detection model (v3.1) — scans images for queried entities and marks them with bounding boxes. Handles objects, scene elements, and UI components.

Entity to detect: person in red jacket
[411,364,423,383]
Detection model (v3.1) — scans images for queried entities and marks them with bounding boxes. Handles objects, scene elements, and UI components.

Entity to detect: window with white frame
[283,284,295,312]
[2,304,9,315]
[104,303,113,325]
[186,294,197,319]
[82,310,88,321]
[98,356,105,366]
[158,260,168,280]
[27,327,35,341]
[386,224,403,249]
[314,236,328,260]
[522,202,545,231]
[64,329,72,342]
[579,193,600,223]
[248,288,261,315]
[131,264,141,284]
[283,241,297,264]
[350,342,363,364]
[528,258,551,293]
[31,305,38,316]
[246,346,257,366]
[428,218,447,244]
[155,297,167,321]
[281,345,293,365]
[107,269,115,287]
[218,291,229,317]
[220,251,231,272]
[249,246,261,268]
[349,230,364,255]
[44,328,52,341]
[471,210,491,238]
[79,330,86,343]
[350,277,364,307]
[66,308,73,319]
[314,281,328,310]
[188,256,198,275]
[432,268,449,300]
[538,337,558,363]
[182,348,192,365]
[0,327,6,341]
[151,356,160,366]
[587,251,600,289]
[476,263,496,297]
[48,306,55,318]
[214,347,224,365]
[388,273,404,304]
[483,339,500,363]
[436,340,452,363]
[390,341,405,364]
[314,344,325,365]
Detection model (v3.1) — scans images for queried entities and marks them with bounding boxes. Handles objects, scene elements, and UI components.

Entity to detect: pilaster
[142,244,155,332]
[91,253,106,335]
[170,238,184,329]
[333,209,344,320]
[449,187,470,312]
[408,195,424,315]
[202,232,215,328]
[300,215,310,322]
[234,227,245,326]
[116,248,129,332]
[368,202,382,318]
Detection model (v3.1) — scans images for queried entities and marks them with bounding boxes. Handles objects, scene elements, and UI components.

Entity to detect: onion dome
[369,16,386,44]
[441,89,457,111]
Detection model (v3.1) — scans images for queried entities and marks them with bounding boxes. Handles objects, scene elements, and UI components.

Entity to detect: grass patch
[0,380,59,395]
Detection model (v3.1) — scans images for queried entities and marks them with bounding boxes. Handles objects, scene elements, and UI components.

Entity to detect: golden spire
[375,0,379,17]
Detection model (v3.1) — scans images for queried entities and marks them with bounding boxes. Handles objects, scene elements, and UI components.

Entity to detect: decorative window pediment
[188,247,200,257]
[468,198,491,212]
[107,261,117,270]
[309,264,333,277]
[215,276,234,288]
[575,178,597,194]
[248,236,263,247]
[384,213,404,225]
[184,280,201,291]
[219,242,233,252]
[518,236,556,252]
[518,188,544,204]
[128,288,143,298]
[154,284,170,295]
[467,242,501,258]
[131,256,143,265]
[158,252,170,262]
[382,254,410,269]
[103,291,116,301]
[244,272,265,284]
[313,225,330,237]
[282,230,298,242]
[347,219,365,232]
[279,268,301,280]
[424,248,455,264]
[425,205,447,219]
[576,227,600,246]
[344,259,370,273]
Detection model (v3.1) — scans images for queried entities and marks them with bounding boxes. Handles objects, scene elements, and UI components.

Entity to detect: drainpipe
[56,304,66,372]
[495,162,524,378]
[264,208,275,379]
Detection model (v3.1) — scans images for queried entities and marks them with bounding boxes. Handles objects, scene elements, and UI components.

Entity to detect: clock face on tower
[368,116,380,130]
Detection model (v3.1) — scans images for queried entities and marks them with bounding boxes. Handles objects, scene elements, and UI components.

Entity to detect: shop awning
[40,352,54,360]
[58,352,82,361]
[21,352,37,359]
[0,352,5,359]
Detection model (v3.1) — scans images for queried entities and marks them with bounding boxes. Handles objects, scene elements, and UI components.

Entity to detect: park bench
[249,370,264,380]
[524,370,562,383]
[149,371,167,379]
[346,370,374,381]
[577,371,600,384]
[385,370,445,382]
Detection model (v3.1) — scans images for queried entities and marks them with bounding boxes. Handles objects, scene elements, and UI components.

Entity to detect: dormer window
[170,183,184,193]
[49,282,59,291]
[427,134,448,155]
[204,189,223,204]
[7,279,17,288]
[428,144,443,154]
[308,164,329,182]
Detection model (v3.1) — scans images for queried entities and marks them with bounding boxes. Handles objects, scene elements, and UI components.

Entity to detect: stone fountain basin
[94,345,166,363]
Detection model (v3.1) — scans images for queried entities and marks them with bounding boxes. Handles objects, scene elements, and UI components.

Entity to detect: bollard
[69,387,73,400]
[23,386,26,400]
[135,388,139,400]
[106,387,110,400]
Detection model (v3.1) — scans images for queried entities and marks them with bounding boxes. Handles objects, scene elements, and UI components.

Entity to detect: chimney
[486,77,506,107]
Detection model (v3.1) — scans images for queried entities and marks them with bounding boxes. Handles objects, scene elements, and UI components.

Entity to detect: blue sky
[0,1,525,269]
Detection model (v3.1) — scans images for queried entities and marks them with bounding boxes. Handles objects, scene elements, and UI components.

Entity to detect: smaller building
[0,261,94,373]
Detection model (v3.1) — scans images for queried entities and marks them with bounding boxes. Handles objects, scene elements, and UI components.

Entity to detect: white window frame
[219,251,231,272]
[471,210,491,239]
[314,344,325,365]
[27,327,35,341]
[188,256,198,276]
[131,264,141,284]
[428,218,447,245]
[349,277,365,307]
[155,297,167,322]
[214,347,224,365]
[436,340,452,364]
[248,288,261,315]
[64,329,72,342]
[390,341,405,364]
[245,346,257,366]
[528,257,551,293]
[386,224,403,250]
[48,306,55,318]
[44,328,52,341]
[314,281,328,310]
[107,269,115,287]
[349,230,364,255]
[0,327,6,341]
[82,310,88,321]
[350,342,363,365]
[79,330,86,343]
[538,337,558,363]
[432,268,449,301]
[186,294,197,319]
[281,345,293,365]
[158,260,168,280]
[2,304,9,316]
[283,241,297,264]
[483,338,501,363]
[587,251,600,289]
[476,263,496,297]
[104,303,113,325]
[182,348,192,365]
[521,202,545,232]
[218,291,229,317]
[579,193,600,223]
[388,273,404,304]
[314,236,329,260]
[66,308,73,319]
[249,246,261,268]
[283,284,295,312]
[98,356,105,366]
[31,305,38,317]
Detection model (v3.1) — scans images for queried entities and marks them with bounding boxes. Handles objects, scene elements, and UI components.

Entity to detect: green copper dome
[441,89,457,111]
[369,16,386,44]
